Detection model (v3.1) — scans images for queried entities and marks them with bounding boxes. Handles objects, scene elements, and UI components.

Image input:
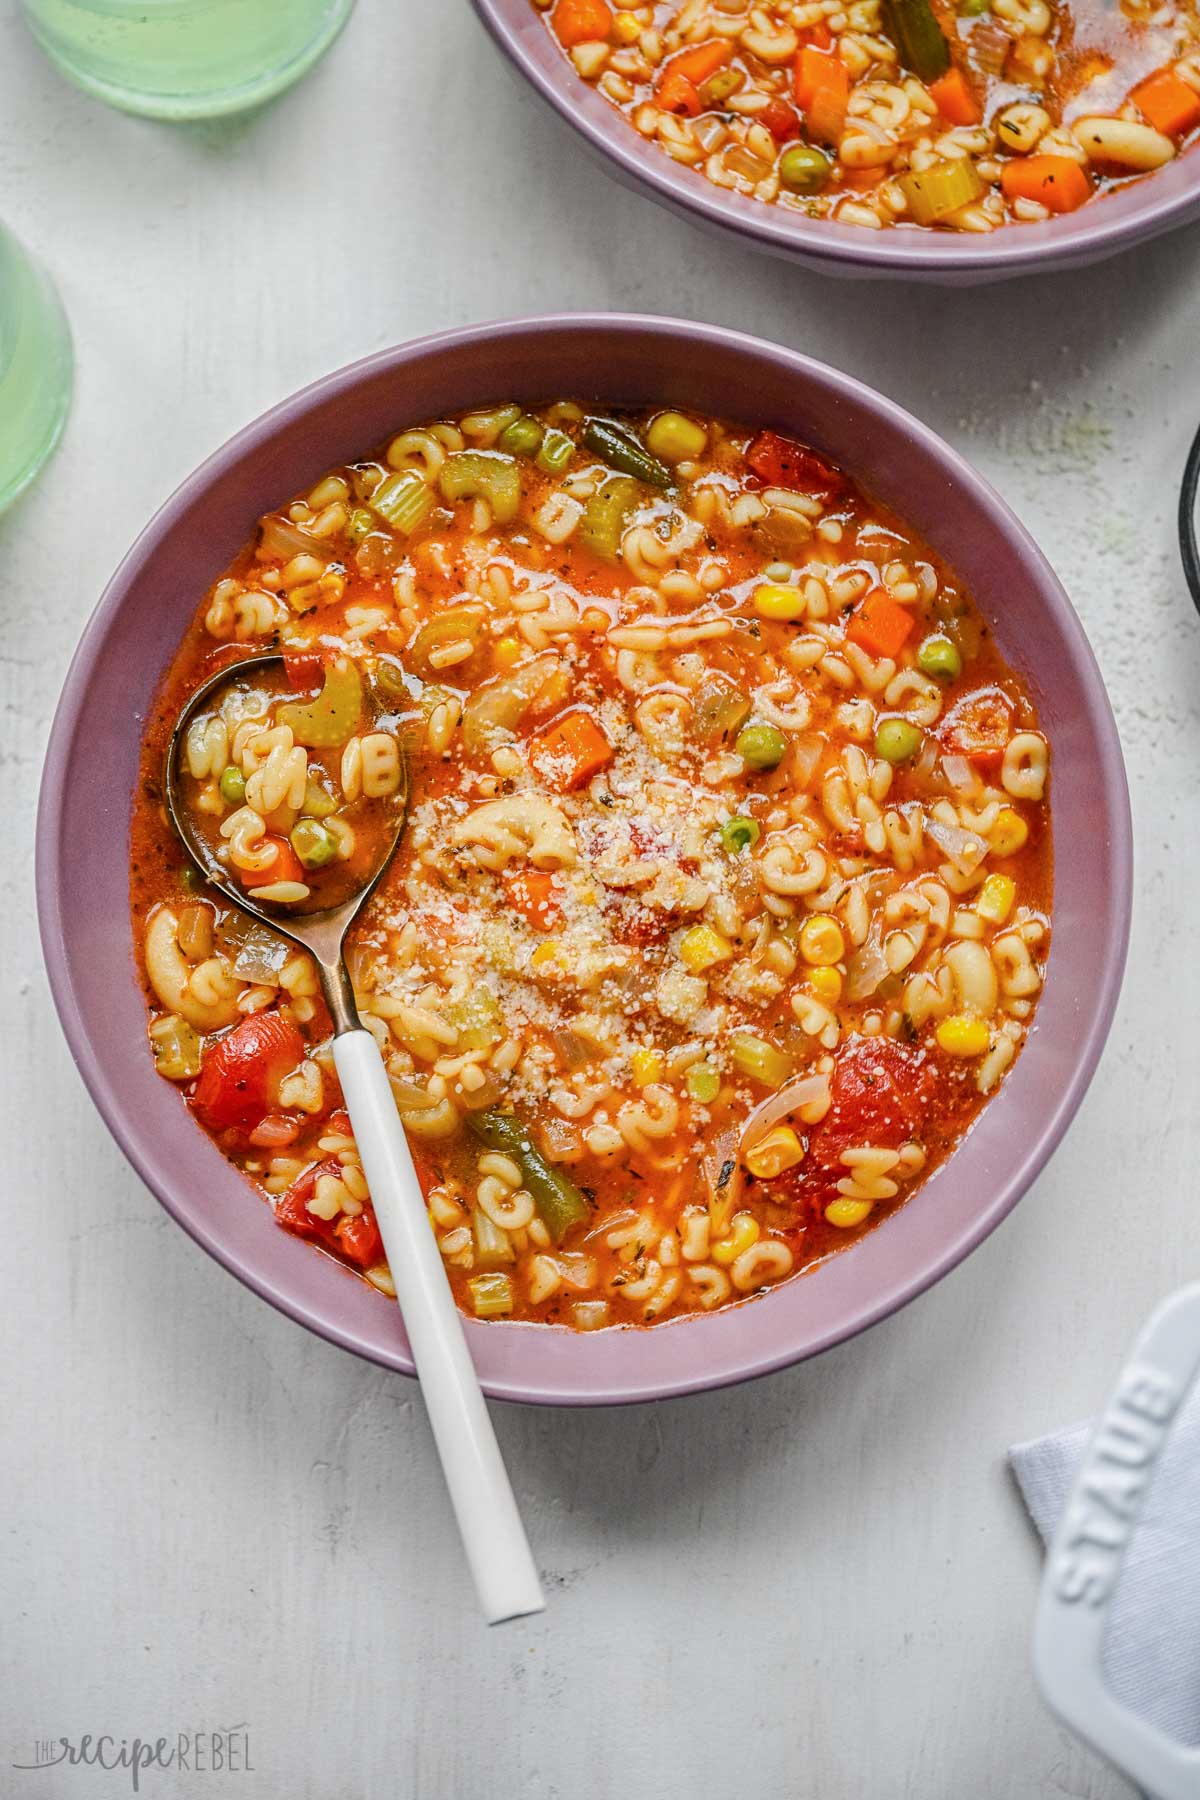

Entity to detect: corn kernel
[807,965,843,1003]
[613,11,642,40]
[825,1197,874,1228]
[632,1048,664,1087]
[753,583,806,622]
[679,923,733,973]
[494,636,522,669]
[991,808,1029,857]
[531,940,560,968]
[799,914,845,966]
[936,1013,990,1057]
[712,1212,760,1265]
[744,1126,806,1179]
[977,873,1016,925]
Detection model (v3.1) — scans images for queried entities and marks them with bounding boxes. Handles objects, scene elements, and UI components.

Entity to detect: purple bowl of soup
[37,314,1130,1403]
[469,0,1200,283]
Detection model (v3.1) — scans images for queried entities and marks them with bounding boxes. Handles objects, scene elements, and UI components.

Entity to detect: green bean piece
[219,765,247,807]
[499,415,544,458]
[346,506,375,543]
[437,451,521,525]
[536,427,574,476]
[582,417,672,490]
[720,815,761,854]
[466,1109,590,1243]
[875,717,923,764]
[685,1062,721,1103]
[883,0,951,77]
[735,722,787,770]
[917,635,963,681]
[290,818,338,869]
[578,474,641,563]
[779,143,832,193]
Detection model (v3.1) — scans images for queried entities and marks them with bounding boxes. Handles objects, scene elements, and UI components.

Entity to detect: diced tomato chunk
[274,1157,343,1246]
[283,650,324,692]
[241,836,306,890]
[655,69,702,115]
[941,687,1014,767]
[745,429,845,496]
[504,868,564,932]
[760,97,802,142]
[193,1010,305,1133]
[248,1113,301,1149]
[811,1036,935,1164]
[335,1210,384,1269]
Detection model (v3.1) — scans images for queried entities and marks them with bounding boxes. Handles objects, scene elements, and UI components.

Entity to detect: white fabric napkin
[1010,1380,1200,1750]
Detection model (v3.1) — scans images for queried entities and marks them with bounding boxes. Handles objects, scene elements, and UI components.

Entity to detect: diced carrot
[1131,67,1200,139]
[745,429,844,495]
[846,589,915,661]
[794,46,850,143]
[504,870,564,932]
[660,38,732,89]
[550,0,613,47]
[1000,154,1091,214]
[241,836,306,889]
[529,711,614,791]
[655,69,702,116]
[928,67,981,126]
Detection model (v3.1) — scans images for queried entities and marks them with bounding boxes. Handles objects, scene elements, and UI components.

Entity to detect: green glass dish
[21,0,356,122]
[0,225,72,517]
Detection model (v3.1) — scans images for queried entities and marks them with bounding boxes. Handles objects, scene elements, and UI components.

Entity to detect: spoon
[166,652,544,1625]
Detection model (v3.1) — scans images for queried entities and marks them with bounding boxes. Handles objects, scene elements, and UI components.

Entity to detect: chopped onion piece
[941,754,976,792]
[926,814,987,874]
[740,1072,831,1153]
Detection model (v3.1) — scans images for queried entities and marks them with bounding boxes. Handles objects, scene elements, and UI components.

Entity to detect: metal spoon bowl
[165,651,543,1624]
[165,651,405,1033]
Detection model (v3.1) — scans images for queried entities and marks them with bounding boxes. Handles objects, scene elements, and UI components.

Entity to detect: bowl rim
[37,312,1132,1404]
[468,0,1200,278]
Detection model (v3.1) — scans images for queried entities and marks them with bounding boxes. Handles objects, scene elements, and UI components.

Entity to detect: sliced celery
[277,657,364,749]
[730,1032,793,1089]
[578,474,640,562]
[898,156,985,223]
[468,1271,514,1318]
[371,470,434,535]
[437,451,521,525]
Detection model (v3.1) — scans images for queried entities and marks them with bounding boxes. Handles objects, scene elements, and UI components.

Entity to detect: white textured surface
[3,1,1200,1794]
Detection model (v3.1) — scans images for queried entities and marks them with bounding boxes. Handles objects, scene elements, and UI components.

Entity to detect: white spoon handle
[332,1030,544,1624]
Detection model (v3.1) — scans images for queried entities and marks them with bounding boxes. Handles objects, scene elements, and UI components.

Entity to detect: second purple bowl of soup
[470,0,1200,283]
[37,314,1130,1403]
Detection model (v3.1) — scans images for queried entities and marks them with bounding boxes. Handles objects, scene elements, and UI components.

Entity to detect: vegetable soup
[536,0,1200,232]
[133,399,1051,1329]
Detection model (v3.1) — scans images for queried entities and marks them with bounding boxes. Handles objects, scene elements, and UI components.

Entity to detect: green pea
[735,722,787,771]
[686,1062,721,1103]
[499,415,544,458]
[875,718,923,764]
[290,817,338,869]
[779,143,832,195]
[720,815,761,854]
[219,765,246,806]
[917,635,963,681]
[536,427,574,476]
